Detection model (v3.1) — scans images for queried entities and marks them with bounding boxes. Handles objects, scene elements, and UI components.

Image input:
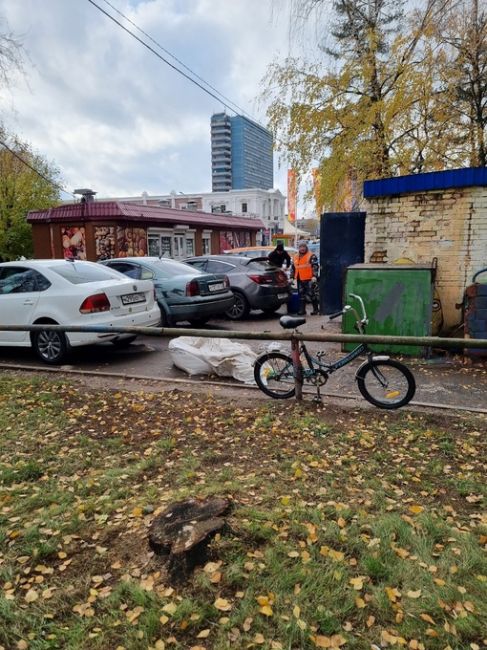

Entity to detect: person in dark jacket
[268,243,291,269]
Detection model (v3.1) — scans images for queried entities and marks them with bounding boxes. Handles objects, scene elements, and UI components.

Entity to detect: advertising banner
[287,169,297,223]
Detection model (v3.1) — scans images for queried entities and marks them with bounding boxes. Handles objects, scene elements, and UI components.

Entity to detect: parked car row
[0,253,292,365]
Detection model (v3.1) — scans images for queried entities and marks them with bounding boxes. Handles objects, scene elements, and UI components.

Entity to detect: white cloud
[0,0,300,198]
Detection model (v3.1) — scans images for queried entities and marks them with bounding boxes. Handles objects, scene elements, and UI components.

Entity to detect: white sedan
[0,259,161,364]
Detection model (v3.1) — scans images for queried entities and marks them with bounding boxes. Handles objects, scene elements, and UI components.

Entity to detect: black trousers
[297,279,319,314]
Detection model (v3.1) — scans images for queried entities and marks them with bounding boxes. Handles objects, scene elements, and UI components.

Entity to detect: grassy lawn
[0,374,486,650]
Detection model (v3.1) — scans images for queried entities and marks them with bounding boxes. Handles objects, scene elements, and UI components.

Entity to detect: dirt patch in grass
[0,374,486,650]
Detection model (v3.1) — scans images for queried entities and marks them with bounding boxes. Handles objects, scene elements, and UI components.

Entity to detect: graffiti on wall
[61,226,86,260]
[116,227,147,257]
[94,226,116,260]
[219,230,251,251]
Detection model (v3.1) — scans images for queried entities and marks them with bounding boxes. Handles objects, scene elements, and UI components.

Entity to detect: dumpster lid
[348,263,435,271]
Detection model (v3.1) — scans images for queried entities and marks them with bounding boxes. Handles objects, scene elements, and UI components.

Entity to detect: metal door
[320,212,365,313]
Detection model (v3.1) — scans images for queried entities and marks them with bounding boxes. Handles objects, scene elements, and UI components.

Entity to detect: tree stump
[148,497,231,582]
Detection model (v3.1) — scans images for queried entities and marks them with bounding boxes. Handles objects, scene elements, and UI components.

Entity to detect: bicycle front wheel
[254,352,295,399]
[356,359,415,409]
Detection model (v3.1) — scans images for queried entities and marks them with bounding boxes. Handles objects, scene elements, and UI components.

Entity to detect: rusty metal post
[290,333,303,401]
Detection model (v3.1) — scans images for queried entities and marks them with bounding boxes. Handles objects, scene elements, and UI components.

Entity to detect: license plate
[209,283,224,292]
[121,292,145,305]
[278,293,288,300]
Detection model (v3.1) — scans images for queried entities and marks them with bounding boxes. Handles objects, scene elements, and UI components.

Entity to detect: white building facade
[115,188,286,244]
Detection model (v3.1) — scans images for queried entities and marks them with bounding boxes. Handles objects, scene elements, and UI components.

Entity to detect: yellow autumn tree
[263,0,455,209]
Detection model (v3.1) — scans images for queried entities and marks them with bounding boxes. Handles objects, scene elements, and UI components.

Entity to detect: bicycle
[253,293,416,409]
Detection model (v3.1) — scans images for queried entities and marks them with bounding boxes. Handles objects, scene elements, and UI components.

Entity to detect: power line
[0,139,74,198]
[100,0,256,121]
[86,0,261,124]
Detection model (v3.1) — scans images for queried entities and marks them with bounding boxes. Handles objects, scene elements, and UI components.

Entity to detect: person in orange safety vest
[290,240,320,315]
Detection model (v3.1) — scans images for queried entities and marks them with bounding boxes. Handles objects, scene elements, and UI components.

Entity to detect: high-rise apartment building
[211,113,273,192]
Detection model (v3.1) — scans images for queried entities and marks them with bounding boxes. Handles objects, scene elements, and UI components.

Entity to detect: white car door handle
[23,300,35,305]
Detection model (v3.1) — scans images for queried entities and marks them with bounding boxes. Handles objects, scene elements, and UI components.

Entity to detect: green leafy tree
[0,20,61,260]
[0,130,61,261]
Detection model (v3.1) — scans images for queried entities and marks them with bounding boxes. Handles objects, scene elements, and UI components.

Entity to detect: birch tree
[264,0,452,208]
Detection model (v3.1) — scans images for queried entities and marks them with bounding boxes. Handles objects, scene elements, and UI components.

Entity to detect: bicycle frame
[300,341,369,375]
[295,292,393,396]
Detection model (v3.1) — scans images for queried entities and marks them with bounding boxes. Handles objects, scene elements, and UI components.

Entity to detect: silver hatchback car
[184,255,291,320]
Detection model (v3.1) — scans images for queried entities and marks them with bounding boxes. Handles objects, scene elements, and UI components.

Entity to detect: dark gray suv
[184,255,290,320]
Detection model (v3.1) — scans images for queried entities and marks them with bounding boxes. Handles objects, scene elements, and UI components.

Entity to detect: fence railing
[1,324,486,401]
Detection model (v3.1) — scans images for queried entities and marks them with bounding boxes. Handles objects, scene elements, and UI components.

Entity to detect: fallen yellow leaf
[328,549,345,562]
[196,629,210,638]
[408,505,424,514]
[420,613,435,625]
[259,604,273,617]
[25,589,39,603]
[349,576,365,590]
[385,587,401,602]
[313,636,332,648]
[214,597,232,612]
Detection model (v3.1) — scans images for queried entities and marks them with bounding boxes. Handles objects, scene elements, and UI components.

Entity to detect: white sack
[168,336,258,384]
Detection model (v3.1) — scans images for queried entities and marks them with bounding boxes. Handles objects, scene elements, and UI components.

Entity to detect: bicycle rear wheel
[254,352,295,399]
[356,359,415,409]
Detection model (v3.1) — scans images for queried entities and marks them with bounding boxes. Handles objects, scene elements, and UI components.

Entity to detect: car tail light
[276,271,289,285]
[249,274,273,285]
[79,293,111,314]
[186,280,200,296]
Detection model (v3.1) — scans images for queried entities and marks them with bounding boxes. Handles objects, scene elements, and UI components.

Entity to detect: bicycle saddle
[280,315,306,329]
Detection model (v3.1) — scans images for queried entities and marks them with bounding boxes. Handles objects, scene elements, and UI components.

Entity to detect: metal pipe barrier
[1,323,487,348]
[1,324,486,402]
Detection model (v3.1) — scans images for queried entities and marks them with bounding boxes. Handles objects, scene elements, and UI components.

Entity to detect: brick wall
[365,187,487,330]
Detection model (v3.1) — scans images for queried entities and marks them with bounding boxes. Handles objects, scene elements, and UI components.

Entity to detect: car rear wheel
[32,329,68,365]
[225,291,250,320]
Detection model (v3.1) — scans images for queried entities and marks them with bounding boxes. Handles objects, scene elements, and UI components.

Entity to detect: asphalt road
[0,306,486,412]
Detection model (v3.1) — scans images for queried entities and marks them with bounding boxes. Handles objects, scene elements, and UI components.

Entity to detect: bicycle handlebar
[348,293,367,321]
[325,294,368,328]
[328,310,343,320]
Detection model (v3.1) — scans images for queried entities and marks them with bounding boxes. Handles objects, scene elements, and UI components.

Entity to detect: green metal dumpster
[343,264,435,356]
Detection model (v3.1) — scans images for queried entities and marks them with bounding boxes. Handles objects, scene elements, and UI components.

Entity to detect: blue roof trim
[364,167,487,198]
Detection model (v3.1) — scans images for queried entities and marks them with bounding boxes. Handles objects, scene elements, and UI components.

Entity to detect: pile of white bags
[168,336,258,384]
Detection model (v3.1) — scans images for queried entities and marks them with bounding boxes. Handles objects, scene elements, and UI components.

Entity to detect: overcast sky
[0,0,311,201]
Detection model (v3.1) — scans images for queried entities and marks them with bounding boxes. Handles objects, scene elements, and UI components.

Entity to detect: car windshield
[147,259,201,278]
[50,262,124,284]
